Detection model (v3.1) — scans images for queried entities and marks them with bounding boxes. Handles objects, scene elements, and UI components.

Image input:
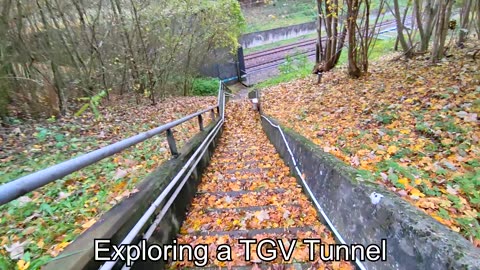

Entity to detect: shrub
[191,77,220,96]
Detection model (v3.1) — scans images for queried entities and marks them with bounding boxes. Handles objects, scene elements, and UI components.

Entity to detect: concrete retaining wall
[241,21,316,48]
[260,115,480,270]
[45,120,223,270]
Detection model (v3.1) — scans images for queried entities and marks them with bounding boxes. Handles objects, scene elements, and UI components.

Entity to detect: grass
[241,0,317,33]
[240,0,410,34]
[336,38,398,66]
[256,55,314,89]
[256,64,313,89]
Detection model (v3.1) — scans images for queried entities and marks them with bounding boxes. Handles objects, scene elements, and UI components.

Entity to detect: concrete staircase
[168,100,352,269]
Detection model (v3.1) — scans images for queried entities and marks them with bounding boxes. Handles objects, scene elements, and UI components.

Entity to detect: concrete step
[187,226,316,237]
[202,203,301,213]
[196,188,287,197]
[197,178,294,193]
[186,262,315,270]
[191,188,306,209]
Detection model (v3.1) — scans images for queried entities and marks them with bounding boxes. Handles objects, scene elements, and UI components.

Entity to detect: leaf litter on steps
[170,101,353,269]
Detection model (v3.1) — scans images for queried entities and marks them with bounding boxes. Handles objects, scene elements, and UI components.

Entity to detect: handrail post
[197,115,204,131]
[210,109,215,121]
[166,129,179,157]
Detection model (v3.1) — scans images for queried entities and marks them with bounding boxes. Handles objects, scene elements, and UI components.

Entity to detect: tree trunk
[476,1,480,39]
[347,0,361,78]
[415,0,438,52]
[313,0,345,78]
[457,0,473,47]
[431,0,454,63]
[51,61,66,115]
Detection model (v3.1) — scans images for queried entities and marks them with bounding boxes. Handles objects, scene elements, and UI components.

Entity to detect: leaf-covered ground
[0,96,216,268]
[262,41,480,246]
[169,101,353,269]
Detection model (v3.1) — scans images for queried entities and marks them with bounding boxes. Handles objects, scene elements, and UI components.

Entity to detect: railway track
[244,38,317,61]
[244,18,402,72]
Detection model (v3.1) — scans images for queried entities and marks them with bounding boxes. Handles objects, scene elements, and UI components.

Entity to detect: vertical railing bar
[166,129,179,157]
[197,114,204,131]
[210,109,215,121]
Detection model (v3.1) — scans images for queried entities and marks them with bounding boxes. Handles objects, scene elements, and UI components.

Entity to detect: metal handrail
[99,82,228,270]
[0,102,221,206]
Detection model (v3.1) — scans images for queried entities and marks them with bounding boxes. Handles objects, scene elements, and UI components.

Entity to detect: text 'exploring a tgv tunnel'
[94,238,388,267]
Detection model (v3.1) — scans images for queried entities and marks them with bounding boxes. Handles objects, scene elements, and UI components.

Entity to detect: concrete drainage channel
[255,91,480,270]
[44,88,480,270]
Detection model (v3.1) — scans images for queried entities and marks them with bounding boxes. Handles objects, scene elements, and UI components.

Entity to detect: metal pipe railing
[0,105,219,205]
[99,82,228,270]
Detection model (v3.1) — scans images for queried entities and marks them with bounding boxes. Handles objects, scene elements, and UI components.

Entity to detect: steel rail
[244,18,399,61]
[0,105,219,205]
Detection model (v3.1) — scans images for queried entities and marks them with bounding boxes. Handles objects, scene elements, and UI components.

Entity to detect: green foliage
[74,90,109,119]
[0,254,14,270]
[374,111,396,124]
[378,160,418,183]
[456,217,480,240]
[191,78,220,96]
[453,169,480,207]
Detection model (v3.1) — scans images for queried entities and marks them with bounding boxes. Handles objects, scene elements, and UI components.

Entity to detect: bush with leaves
[191,78,220,96]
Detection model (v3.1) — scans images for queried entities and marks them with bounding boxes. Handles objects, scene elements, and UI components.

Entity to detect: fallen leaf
[82,219,97,229]
[16,260,30,270]
[4,241,27,260]
[446,185,458,195]
[113,168,128,180]
[37,239,45,249]
[255,210,270,223]
[387,145,398,155]
[410,188,425,198]
[398,178,409,187]
[23,227,36,236]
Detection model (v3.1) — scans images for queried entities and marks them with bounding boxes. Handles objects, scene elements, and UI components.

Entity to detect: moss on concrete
[261,115,480,270]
